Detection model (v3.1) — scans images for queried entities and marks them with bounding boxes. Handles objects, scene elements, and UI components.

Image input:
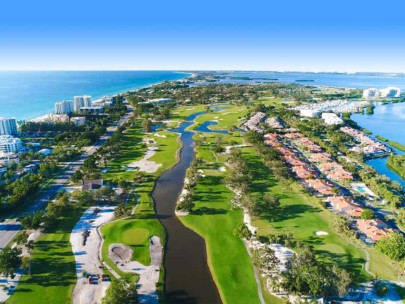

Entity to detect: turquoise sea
[0,71,189,120]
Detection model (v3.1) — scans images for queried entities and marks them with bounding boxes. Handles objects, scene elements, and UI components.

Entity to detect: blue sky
[1,0,405,72]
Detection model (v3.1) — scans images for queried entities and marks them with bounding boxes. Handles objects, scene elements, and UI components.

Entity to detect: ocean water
[0,71,189,120]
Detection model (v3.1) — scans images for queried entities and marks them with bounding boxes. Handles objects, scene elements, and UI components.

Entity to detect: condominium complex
[73,96,85,112]
[362,88,380,99]
[83,95,92,107]
[0,135,22,153]
[379,87,401,98]
[0,117,18,136]
[363,87,401,99]
[55,100,74,114]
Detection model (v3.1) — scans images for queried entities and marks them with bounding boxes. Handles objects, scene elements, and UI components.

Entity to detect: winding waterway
[151,112,222,304]
[351,102,405,188]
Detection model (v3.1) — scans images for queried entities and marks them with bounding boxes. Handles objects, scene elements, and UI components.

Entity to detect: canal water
[351,102,405,188]
[151,112,222,303]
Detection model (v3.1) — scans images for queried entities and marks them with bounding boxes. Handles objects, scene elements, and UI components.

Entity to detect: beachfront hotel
[0,117,18,136]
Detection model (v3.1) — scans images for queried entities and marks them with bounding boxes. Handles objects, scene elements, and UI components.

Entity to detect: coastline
[11,72,191,122]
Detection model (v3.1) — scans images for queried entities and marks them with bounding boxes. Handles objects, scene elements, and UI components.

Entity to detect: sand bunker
[70,206,115,304]
[108,236,163,303]
[217,166,226,172]
[127,139,162,173]
[314,231,329,236]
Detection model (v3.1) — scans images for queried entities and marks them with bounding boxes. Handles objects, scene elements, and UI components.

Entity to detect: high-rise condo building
[0,117,18,136]
[54,100,74,114]
[0,135,22,153]
[83,95,92,107]
[74,96,85,112]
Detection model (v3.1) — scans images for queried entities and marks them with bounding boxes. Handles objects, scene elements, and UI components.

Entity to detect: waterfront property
[341,126,391,157]
[0,135,22,152]
[293,99,370,115]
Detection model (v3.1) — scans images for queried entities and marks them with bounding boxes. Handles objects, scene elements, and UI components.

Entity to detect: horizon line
[0,69,405,74]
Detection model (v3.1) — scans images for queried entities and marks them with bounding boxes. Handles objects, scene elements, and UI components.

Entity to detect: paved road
[0,106,133,249]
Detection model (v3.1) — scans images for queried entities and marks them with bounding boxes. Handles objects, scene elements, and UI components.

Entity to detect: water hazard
[151,112,222,303]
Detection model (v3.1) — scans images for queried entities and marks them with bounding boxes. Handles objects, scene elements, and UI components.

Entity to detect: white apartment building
[73,96,85,112]
[104,97,115,106]
[362,88,380,99]
[0,136,22,153]
[54,100,73,114]
[379,87,401,98]
[83,95,92,107]
[321,113,344,125]
[0,117,18,136]
[300,109,321,117]
[0,152,19,166]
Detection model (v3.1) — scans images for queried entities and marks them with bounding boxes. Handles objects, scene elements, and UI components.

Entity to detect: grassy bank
[180,172,263,304]
[9,206,87,304]
[180,126,286,303]
[376,135,405,152]
[175,105,282,303]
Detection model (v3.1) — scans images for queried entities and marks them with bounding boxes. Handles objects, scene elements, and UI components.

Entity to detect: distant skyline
[1,0,405,72]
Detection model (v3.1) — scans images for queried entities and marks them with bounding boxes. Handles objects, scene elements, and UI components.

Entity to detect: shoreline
[18,72,191,122]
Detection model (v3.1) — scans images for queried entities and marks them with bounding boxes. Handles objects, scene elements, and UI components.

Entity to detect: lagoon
[352,102,405,188]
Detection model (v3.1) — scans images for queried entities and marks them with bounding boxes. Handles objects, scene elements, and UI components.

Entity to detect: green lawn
[9,206,86,304]
[100,118,183,290]
[101,217,165,279]
[190,105,248,131]
[171,104,207,122]
[241,147,370,282]
[180,174,262,304]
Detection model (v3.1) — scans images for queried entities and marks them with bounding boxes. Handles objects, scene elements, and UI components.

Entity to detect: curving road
[0,105,133,249]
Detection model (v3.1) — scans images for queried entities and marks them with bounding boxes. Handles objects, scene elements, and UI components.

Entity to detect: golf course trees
[281,244,353,297]
[142,117,152,133]
[376,233,405,262]
[253,246,280,290]
[114,203,132,219]
[0,247,22,278]
[102,279,138,304]
[233,223,252,240]
[360,209,375,220]
[225,150,252,195]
